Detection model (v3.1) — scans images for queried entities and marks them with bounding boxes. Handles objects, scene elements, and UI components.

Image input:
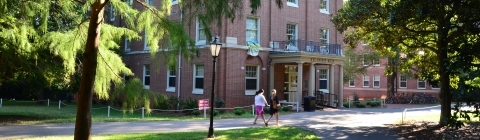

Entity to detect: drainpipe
[176,4,183,110]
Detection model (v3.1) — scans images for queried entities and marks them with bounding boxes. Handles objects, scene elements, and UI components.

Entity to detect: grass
[0,100,293,124]
[19,126,318,140]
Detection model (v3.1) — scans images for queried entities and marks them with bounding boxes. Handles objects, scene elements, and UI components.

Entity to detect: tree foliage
[332,0,480,127]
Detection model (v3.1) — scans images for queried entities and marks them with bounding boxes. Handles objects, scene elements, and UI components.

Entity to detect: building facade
[118,0,345,108]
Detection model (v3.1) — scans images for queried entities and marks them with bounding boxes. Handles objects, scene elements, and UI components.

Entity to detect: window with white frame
[431,82,440,89]
[319,69,328,91]
[319,29,329,44]
[286,0,298,7]
[349,78,355,87]
[373,75,380,88]
[109,5,115,21]
[373,57,380,66]
[172,0,178,5]
[193,64,204,94]
[124,37,130,52]
[196,19,206,45]
[245,66,259,95]
[246,17,259,42]
[166,68,176,92]
[126,0,132,6]
[362,55,369,66]
[418,79,426,89]
[363,75,369,87]
[319,0,329,14]
[143,65,150,89]
[287,23,297,46]
[400,75,407,88]
[144,30,149,50]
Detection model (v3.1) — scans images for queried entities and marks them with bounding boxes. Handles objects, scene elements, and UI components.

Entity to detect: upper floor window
[362,55,370,66]
[144,30,149,50]
[418,79,426,89]
[196,19,206,45]
[400,75,407,88]
[126,0,132,6]
[109,5,115,22]
[349,78,355,87]
[193,64,204,94]
[143,65,150,89]
[172,0,178,5]
[431,82,440,89]
[246,17,259,42]
[373,58,380,66]
[319,29,329,44]
[124,37,130,52]
[373,75,380,88]
[146,0,153,6]
[287,23,297,46]
[245,66,259,95]
[287,0,299,7]
[363,75,369,87]
[319,0,329,14]
[166,68,176,92]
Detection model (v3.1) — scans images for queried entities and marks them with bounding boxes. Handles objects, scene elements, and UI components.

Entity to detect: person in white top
[253,89,269,126]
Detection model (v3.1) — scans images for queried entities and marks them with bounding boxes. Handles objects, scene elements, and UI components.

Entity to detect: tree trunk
[74,1,105,139]
[386,57,396,97]
[438,34,452,127]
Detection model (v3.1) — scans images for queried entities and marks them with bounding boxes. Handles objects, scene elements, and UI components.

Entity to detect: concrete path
[0,104,441,140]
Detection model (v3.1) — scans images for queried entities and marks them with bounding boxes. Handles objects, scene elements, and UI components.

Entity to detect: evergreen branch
[73,0,86,4]
[98,50,121,78]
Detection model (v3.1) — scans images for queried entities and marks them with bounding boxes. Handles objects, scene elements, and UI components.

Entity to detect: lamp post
[207,36,221,138]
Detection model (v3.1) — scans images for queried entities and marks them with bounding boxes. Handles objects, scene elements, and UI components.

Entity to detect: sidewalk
[0,104,440,140]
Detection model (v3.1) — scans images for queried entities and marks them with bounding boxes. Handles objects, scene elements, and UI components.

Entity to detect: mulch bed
[389,122,480,140]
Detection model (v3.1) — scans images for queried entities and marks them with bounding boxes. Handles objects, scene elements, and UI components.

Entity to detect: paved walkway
[0,104,441,140]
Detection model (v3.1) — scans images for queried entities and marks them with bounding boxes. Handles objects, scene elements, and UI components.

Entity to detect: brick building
[117,0,345,108]
[343,46,441,100]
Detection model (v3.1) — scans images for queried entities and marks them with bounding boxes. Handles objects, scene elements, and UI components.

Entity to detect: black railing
[270,40,343,56]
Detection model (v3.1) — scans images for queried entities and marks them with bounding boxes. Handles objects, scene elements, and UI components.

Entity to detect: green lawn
[19,127,318,140]
[0,100,292,124]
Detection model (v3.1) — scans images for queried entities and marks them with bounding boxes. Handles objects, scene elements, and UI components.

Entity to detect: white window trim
[143,65,150,89]
[319,28,329,44]
[319,0,329,14]
[373,58,380,66]
[417,79,426,89]
[319,69,328,93]
[124,37,130,52]
[192,64,204,94]
[166,69,176,92]
[399,75,407,88]
[373,75,380,88]
[246,17,260,43]
[144,30,149,50]
[363,75,370,87]
[286,0,299,7]
[195,18,206,45]
[245,66,259,95]
[286,23,298,46]
[349,79,355,87]
[172,0,178,5]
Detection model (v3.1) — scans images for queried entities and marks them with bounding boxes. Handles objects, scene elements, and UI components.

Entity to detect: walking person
[267,89,281,126]
[253,89,269,126]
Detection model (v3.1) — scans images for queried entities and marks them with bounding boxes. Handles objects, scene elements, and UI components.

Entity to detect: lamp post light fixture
[207,36,221,138]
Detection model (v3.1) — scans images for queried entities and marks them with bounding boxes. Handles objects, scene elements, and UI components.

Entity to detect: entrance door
[284,66,297,102]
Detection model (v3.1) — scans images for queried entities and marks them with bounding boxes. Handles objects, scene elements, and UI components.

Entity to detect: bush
[343,102,350,108]
[215,98,225,114]
[281,106,290,112]
[182,97,198,115]
[234,107,245,116]
[213,110,219,116]
[366,102,371,106]
[369,102,380,107]
[191,110,200,116]
[263,107,270,114]
[355,103,366,108]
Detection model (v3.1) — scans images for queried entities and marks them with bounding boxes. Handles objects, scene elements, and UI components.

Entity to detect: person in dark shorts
[267,89,281,126]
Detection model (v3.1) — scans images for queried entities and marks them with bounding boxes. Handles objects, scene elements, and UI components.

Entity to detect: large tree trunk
[386,57,396,97]
[74,1,105,139]
[438,33,452,126]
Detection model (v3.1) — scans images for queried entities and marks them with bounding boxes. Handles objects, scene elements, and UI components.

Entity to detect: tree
[332,0,480,126]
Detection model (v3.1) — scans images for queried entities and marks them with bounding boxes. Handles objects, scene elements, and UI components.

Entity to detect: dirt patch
[0,115,50,124]
[389,122,480,139]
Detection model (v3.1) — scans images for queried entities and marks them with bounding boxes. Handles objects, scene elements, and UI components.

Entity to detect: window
[144,30,149,50]
[196,19,206,45]
[287,23,297,46]
[319,0,329,14]
[418,79,426,89]
[143,65,150,89]
[126,0,132,6]
[166,68,176,92]
[319,69,328,91]
[193,64,204,94]
[431,82,440,89]
[146,0,153,5]
[373,75,380,88]
[373,58,380,66]
[400,75,407,88]
[124,37,130,52]
[109,5,115,21]
[349,78,355,87]
[362,55,369,66]
[319,29,329,44]
[286,0,298,7]
[172,0,178,5]
[363,75,369,87]
[246,17,259,42]
[245,66,259,95]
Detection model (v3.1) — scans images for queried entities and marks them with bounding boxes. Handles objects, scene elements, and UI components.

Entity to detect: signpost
[198,99,209,118]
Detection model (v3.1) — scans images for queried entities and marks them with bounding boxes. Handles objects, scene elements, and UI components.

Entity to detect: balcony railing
[270,40,343,56]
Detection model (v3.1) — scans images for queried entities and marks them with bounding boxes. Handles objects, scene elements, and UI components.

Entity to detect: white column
[339,65,344,108]
[297,62,303,104]
[329,64,335,106]
[269,63,275,92]
[309,63,315,96]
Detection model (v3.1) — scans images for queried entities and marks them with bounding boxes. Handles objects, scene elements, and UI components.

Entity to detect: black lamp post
[207,36,221,138]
